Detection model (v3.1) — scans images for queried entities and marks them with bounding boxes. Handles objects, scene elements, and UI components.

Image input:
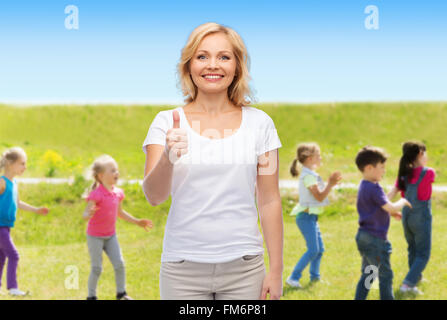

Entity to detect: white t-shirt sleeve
[142,111,170,153]
[256,113,282,156]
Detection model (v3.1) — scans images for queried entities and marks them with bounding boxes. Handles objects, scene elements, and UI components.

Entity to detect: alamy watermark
[364,5,379,30]
[65,5,79,30]
[364,265,379,290]
[166,124,280,175]
[65,265,79,290]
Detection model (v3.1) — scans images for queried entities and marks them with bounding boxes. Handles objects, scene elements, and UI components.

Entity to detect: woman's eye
[220,55,230,60]
[197,55,206,60]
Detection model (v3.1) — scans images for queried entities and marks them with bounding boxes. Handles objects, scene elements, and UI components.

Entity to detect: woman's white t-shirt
[143,106,282,263]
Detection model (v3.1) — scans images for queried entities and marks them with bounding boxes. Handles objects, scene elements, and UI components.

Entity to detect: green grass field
[1,102,446,300]
[1,181,446,300]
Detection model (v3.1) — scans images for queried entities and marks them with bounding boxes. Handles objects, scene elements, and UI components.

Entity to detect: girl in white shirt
[142,22,283,300]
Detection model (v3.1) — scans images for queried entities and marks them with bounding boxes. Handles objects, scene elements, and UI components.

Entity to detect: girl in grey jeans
[83,155,153,300]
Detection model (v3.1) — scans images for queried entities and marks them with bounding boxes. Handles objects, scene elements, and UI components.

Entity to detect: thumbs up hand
[165,110,188,163]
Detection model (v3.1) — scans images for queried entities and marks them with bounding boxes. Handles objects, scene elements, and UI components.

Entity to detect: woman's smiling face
[189,32,237,96]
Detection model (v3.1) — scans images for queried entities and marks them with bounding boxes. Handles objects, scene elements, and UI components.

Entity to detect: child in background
[388,141,435,295]
[286,143,342,288]
[83,155,153,300]
[354,146,411,300]
[0,147,49,297]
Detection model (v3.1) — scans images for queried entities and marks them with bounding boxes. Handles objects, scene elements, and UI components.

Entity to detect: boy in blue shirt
[354,146,411,300]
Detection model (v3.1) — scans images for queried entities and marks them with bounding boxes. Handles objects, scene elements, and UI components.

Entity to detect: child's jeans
[290,212,324,281]
[0,227,19,290]
[355,230,394,300]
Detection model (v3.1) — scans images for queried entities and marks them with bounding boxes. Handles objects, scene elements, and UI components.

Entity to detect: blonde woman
[142,22,283,300]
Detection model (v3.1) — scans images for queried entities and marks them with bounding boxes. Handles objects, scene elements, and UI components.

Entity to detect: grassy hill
[1,102,446,183]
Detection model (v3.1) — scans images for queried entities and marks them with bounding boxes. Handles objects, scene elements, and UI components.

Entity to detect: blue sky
[0,0,446,104]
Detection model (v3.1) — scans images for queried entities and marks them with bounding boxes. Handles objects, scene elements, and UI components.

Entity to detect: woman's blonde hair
[86,155,117,194]
[290,143,320,177]
[177,22,254,107]
[0,147,27,172]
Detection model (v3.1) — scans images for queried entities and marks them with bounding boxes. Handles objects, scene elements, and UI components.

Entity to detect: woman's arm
[142,145,174,206]
[142,110,188,206]
[256,150,283,300]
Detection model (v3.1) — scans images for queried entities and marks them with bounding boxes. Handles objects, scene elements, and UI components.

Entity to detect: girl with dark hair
[388,141,436,295]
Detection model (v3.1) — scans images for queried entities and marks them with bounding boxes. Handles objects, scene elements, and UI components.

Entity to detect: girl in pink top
[388,141,435,295]
[83,155,153,300]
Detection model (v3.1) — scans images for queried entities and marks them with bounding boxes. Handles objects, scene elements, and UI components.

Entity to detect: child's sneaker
[9,288,29,297]
[410,286,423,295]
[400,284,423,295]
[418,276,429,284]
[286,276,302,288]
[117,291,134,300]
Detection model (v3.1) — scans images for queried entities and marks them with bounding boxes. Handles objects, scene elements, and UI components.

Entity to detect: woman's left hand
[260,271,283,300]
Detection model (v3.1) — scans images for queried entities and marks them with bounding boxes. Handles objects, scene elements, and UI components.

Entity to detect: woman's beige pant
[160,254,266,300]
